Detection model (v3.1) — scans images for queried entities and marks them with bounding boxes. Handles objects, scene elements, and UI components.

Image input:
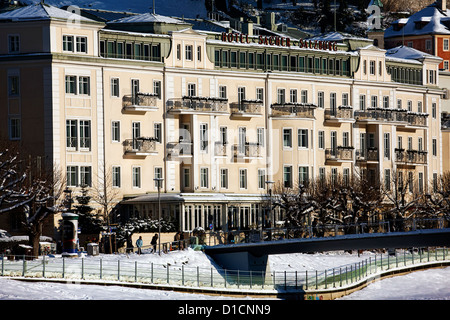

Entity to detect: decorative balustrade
[122,93,158,111]
[270,103,316,118]
[123,138,157,155]
[168,97,228,113]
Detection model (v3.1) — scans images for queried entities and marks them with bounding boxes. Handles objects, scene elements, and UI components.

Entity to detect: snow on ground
[1,249,450,300]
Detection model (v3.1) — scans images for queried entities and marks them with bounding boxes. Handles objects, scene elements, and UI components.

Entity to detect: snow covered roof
[308,31,370,42]
[385,3,450,38]
[108,12,187,25]
[0,3,98,23]
[385,45,442,62]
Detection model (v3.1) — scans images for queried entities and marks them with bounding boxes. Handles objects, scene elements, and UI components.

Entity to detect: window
[200,123,208,152]
[330,93,336,113]
[238,87,246,102]
[379,61,383,76]
[418,101,423,113]
[319,167,326,182]
[384,169,391,191]
[132,167,141,188]
[426,39,432,51]
[343,168,350,185]
[342,93,349,106]
[343,132,349,147]
[359,95,366,111]
[63,35,74,52]
[200,168,209,188]
[371,95,378,108]
[8,35,19,53]
[153,80,161,99]
[256,88,264,101]
[112,166,121,187]
[418,137,423,151]
[418,172,424,193]
[299,166,309,184]
[220,168,228,189]
[257,128,264,146]
[408,172,413,193]
[112,121,120,142]
[301,90,308,103]
[258,169,265,189]
[154,167,163,188]
[283,166,292,188]
[177,44,181,60]
[8,75,19,96]
[432,103,437,118]
[283,128,292,148]
[80,166,92,187]
[79,120,91,150]
[444,39,449,51]
[318,131,325,149]
[65,76,77,94]
[383,96,389,108]
[290,89,297,103]
[433,138,437,156]
[154,123,162,143]
[197,46,202,61]
[78,76,90,95]
[298,129,308,148]
[185,45,193,60]
[384,133,390,159]
[183,168,190,188]
[370,60,376,75]
[219,86,227,99]
[219,126,227,145]
[277,88,285,104]
[407,100,412,112]
[363,60,367,74]
[239,169,247,189]
[67,166,78,187]
[111,78,119,97]
[188,83,196,97]
[76,36,87,53]
[9,117,21,140]
[318,91,324,108]
[66,120,78,149]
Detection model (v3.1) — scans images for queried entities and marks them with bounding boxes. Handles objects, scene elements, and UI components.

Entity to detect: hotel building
[0,4,445,236]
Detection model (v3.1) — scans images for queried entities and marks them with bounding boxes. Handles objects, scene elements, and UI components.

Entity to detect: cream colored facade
[0,4,445,236]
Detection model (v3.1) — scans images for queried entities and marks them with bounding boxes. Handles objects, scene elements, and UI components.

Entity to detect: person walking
[151,233,158,253]
[136,236,143,255]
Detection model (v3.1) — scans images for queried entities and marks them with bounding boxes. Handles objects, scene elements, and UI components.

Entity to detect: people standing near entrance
[151,233,158,253]
[136,236,143,255]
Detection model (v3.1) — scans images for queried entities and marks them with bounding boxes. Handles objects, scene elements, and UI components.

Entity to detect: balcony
[122,93,158,112]
[230,100,263,118]
[214,142,227,157]
[395,149,427,165]
[406,112,428,127]
[325,146,354,162]
[123,138,157,157]
[354,108,408,124]
[233,143,263,160]
[167,141,193,159]
[270,103,316,119]
[355,148,379,163]
[324,106,354,123]
[167,97,228,115]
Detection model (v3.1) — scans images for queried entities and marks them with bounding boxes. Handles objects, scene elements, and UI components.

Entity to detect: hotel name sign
[221,32,338,51]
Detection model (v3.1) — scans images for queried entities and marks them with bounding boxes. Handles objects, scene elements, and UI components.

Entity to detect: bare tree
[0,147,66,257]
[382,167,421,231]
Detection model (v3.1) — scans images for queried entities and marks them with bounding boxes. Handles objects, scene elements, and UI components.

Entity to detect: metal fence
[1,247,449,294]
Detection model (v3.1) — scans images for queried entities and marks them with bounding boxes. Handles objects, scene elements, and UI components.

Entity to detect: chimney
[439,0,447,11]
[243,20,253,36]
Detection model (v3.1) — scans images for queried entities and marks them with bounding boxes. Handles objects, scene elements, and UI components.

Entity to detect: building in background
[0,3,445,237]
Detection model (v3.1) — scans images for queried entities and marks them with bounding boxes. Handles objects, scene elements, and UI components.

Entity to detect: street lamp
[265,180,274,238]
[154,177,164,255]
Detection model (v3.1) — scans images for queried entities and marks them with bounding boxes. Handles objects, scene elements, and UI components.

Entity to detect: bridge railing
[1,247,449,294]
[204,218,447,246]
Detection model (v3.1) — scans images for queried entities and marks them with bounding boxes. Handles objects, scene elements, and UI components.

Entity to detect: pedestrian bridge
[204,228,450,273]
